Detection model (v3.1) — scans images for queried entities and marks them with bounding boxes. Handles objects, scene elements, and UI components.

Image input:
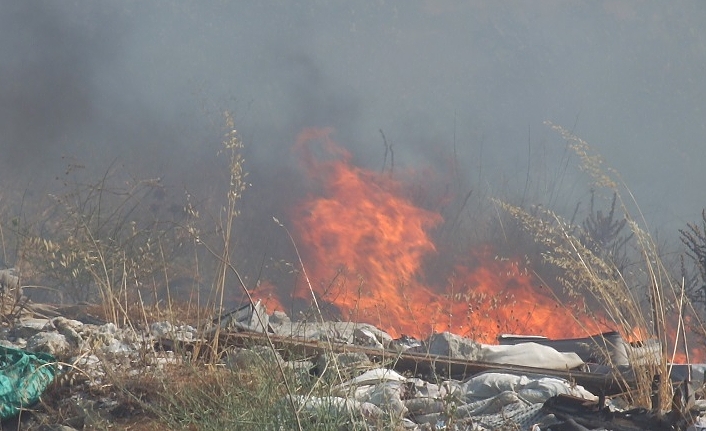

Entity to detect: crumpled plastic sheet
[0,345,56,419]
[287,370,597,430]
[456,392,546,430]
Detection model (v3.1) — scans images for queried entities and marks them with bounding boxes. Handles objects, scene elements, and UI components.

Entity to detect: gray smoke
[1,1,705,234]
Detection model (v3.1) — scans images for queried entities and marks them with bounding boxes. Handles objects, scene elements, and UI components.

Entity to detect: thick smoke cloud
[0,3,111,170]
[1,1,705,234]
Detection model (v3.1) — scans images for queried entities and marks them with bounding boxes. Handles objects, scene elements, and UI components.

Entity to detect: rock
[150,321,196,342]
[27,332,74,360]
[75,354,102,372]
[52,317,84,348]
[84,324,137,359]
[150,321,173,337]
[52,316,83,332]
[421,332,483,360]
[389,335,423,352]
[89,323,140,349]
[98,323,118,335]
[12,319,51,340]
[0,339,18,349]
[102,339,132,357]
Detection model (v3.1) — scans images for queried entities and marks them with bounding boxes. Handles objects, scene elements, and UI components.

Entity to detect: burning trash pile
[199,300,706,430]
[255,128,618,344]
[2,129,705,430]
[3,296,705,430]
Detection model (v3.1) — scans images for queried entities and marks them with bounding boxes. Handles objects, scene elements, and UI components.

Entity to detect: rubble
[26,332,74,360]
[421,331,483,360]
[0,300,704,430]
[213,299,271,333]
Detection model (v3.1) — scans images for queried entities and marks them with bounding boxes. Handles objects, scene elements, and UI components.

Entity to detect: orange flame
[252,128,702,363]
[289,128,442,334]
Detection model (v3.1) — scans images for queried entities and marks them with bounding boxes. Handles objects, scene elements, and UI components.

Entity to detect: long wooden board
[157,330,639,395]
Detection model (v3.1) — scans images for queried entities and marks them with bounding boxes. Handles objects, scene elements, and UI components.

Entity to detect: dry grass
[495,124,700,410]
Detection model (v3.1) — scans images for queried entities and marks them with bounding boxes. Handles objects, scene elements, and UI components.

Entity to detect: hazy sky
[2,1,705,234]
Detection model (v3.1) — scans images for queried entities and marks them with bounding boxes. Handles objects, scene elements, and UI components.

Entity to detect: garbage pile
[1,299,706,430]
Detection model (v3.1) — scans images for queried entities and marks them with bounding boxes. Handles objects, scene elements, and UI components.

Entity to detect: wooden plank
[198,330,637,395]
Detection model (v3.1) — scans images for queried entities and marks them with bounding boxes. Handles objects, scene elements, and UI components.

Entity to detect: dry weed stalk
[182,113,305,431]
[496,201,657,406]
[497,124,691,409]
[208,111,248,351]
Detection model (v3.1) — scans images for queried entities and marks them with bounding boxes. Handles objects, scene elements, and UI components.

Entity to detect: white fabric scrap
[480,342,584,369]
[333,368,407,393]
[462,372,596,403]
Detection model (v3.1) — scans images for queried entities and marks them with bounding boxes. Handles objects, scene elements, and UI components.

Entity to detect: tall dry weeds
[180,113,309,430]
[497,123,693,409]
[15,166,172,326]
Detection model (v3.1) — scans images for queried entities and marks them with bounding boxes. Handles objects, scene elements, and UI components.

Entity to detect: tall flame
[290,128,442,334]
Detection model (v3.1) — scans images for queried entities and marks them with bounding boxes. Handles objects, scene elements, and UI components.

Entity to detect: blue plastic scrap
[0,345,56,420]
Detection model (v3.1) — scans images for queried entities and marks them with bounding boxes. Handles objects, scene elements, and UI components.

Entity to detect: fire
[441,251,611,343]
[252,128,702,363]
[289,128,442,334]
[257,128,608,341]
[254,280,287,314]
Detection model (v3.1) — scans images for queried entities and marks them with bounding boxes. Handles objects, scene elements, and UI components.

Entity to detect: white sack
[480,342,584,369]
[517,376,596,403]
[462,372,596,403]
[334,368,407,394]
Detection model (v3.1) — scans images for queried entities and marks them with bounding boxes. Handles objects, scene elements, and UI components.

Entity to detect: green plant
[580,190,633,273]
[680,209,706,308]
